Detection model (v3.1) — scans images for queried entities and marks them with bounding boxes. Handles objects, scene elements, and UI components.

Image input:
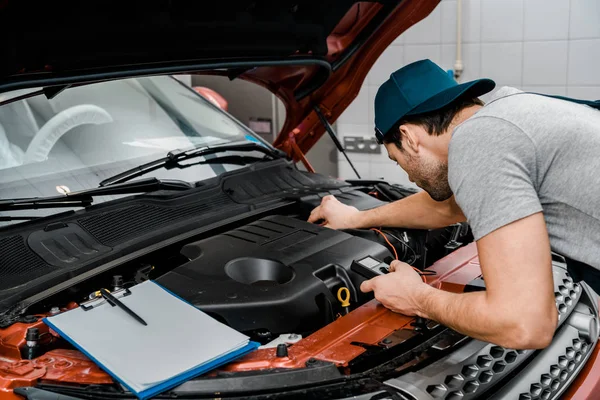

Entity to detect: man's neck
[436,105,483,160]
[452,104,483,128]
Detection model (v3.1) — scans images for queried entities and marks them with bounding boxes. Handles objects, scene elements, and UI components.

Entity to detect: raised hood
[0,0,438,160]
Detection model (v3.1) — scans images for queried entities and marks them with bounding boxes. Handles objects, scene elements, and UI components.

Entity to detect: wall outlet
[343,136,381,154]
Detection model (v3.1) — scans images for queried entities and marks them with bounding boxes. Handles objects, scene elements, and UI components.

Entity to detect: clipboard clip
[81,287,147,326]
[81,287,132,311]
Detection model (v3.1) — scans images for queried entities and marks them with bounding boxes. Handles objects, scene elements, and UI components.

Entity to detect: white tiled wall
[336,0,600,186]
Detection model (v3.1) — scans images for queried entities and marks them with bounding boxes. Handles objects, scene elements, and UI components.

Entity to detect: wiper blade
[0,215,42,222]
[169,154,269,170]
[99,141,284,187]
[0,177,192,211]
[0,197,93,211]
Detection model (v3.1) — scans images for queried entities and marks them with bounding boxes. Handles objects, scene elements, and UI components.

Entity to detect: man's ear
[399,124,419,154]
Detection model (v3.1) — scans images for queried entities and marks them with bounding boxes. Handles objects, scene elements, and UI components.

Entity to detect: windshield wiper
[99,141,285,187]
[0,177,192,212]
[0,215,42,222]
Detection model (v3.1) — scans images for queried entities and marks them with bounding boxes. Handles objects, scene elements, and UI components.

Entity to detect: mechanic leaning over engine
[308,59,600,350]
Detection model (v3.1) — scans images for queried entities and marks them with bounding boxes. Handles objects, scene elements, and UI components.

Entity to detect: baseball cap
[374,59,495,143]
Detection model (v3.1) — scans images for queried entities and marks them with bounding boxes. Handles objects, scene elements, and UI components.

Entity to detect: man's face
[384,137,452,201]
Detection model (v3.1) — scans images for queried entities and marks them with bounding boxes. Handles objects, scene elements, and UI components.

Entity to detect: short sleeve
[448,116,543,240]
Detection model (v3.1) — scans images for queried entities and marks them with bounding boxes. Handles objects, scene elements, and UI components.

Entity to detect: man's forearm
[415,288,512,345]
[355,191,465,229]
[415,286,551,349]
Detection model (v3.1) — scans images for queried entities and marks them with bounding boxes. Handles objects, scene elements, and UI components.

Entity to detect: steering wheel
[23,104,113,163]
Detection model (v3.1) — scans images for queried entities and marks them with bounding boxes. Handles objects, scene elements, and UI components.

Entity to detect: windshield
[0,76,271,223]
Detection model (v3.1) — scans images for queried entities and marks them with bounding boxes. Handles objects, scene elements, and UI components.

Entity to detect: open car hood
[0,0,438,159]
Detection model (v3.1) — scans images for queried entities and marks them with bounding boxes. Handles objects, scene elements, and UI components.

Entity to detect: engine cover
[156,216,389,336]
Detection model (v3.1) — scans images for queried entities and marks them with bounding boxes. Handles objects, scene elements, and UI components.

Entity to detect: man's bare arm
[361,212,558,349]
[308,191,465,230]
[357,191,465,229]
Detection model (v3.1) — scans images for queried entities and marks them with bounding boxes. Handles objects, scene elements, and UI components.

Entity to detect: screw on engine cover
[306,358,317,366]
[382,338,392,345]
[288,334,300,340]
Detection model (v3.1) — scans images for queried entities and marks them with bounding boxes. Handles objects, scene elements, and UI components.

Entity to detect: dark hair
[383,97,484,149]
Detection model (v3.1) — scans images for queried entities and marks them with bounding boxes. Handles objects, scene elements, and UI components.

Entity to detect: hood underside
[0,0,438,158]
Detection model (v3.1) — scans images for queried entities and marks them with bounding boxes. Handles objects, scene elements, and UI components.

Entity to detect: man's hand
[359,260,429,316]
[307,195,361,229]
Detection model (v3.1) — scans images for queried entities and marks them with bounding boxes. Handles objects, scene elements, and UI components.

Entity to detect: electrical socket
[343,136,380,154]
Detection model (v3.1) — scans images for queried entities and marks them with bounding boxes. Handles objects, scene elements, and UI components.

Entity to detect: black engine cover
[156,216,389,336]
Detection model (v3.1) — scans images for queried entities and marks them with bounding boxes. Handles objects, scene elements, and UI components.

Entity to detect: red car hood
[0,0,438,159]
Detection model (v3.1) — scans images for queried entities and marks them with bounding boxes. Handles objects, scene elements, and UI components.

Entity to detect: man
[308,59,600,350]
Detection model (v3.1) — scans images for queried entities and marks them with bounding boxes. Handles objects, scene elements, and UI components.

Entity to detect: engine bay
[0,163,477,398]
[12,202,471,347]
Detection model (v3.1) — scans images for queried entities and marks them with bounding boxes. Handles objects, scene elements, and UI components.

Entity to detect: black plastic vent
[27,223,112,268]
[0,235,52,290]
[223,166,346,203]
[222,218,312,245]
[78,193,237,246]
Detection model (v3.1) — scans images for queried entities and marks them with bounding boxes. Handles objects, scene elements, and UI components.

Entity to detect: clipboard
[43,280,258,400]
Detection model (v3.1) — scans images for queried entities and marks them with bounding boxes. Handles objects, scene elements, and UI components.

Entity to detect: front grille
[555,269,582,321]
[424,344,531,399]
[386,335,535,400]
[490,294,599,400]
[384,260,599,400]
[518,336,590,400]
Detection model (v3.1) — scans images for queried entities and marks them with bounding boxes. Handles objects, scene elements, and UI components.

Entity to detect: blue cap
[374,59,495,143]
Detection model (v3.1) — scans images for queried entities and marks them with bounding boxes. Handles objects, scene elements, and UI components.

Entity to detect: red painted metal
[0,308,112,400]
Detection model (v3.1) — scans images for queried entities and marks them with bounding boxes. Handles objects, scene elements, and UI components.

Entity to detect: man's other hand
[359,260,428,316]
[307,195,360,229]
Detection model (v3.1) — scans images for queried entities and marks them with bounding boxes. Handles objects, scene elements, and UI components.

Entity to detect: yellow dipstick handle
[337,287,351,307]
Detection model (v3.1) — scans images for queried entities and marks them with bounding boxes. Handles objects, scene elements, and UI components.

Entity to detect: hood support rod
[314,105,361,179]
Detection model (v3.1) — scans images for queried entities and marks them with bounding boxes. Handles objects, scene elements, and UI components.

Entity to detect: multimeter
[351,256,391,279]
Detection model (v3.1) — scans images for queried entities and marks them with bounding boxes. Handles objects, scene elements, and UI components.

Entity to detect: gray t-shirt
[448,87,600,269]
